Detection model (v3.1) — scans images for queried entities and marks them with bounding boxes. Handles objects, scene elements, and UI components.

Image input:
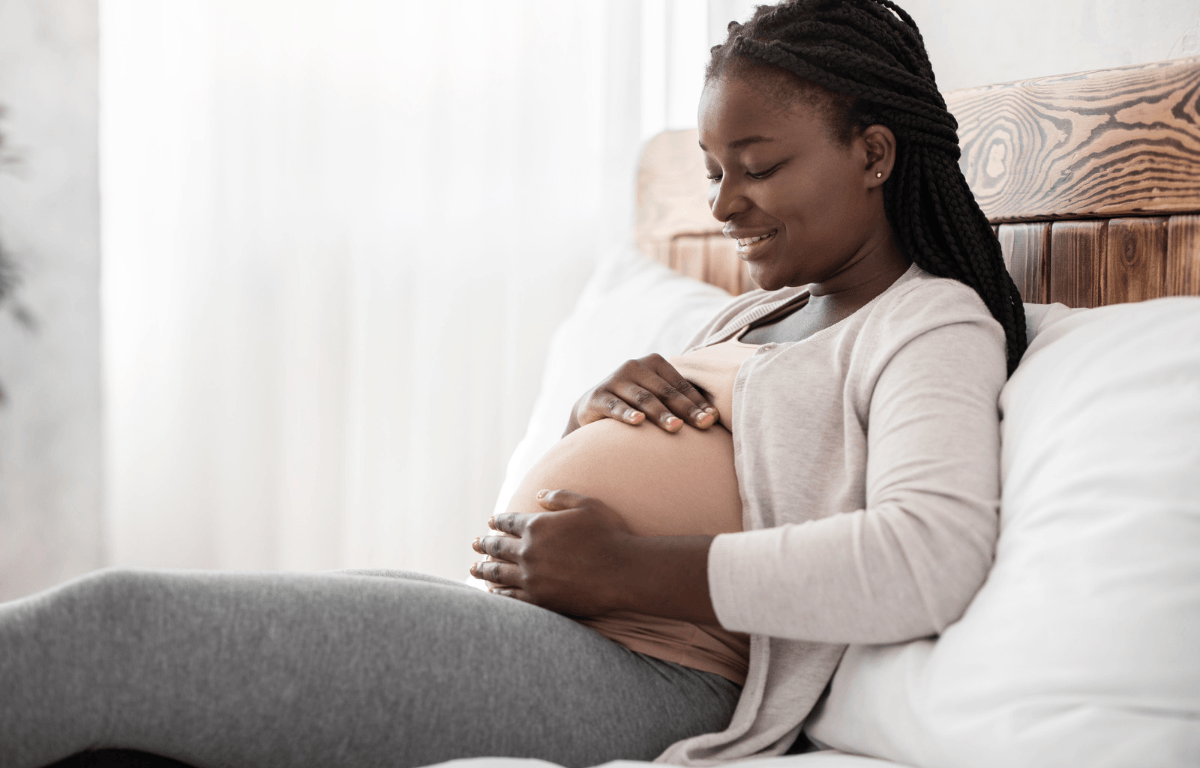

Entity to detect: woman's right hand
[564,353,719,436]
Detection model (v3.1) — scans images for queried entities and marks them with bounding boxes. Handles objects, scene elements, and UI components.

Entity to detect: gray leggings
[0,567,741,768]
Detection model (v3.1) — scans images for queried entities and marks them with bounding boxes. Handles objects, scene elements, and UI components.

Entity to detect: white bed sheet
[424,752,907,768]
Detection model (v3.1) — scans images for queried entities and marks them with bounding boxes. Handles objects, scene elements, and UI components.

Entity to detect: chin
[746,266,800,293]
[745,264,775,291]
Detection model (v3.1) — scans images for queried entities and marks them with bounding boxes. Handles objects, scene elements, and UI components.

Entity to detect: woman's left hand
[470,489,636,618]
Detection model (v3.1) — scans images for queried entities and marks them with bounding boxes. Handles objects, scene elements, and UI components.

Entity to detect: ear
[861,124,896,188]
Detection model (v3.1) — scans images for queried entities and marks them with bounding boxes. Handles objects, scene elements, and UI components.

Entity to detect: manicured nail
[626,409,642,422]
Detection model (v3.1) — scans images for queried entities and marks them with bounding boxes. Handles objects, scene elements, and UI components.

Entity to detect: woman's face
[698,74,892,292]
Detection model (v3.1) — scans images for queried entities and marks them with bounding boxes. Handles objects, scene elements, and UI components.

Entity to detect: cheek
[770,175,854,235]
[806,165,868,228]
[760,174,823,222]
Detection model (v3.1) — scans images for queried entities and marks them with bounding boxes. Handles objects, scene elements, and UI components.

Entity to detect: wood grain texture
[702,235,751,295]
[668,233,750,295]
[1049,221,1106,307]
[1103,218,1168,303]
[946,57,1200,222]
[998,222,1052,303]
[668,235,705,282]
[635,128,719,265]
[1166,215,1200,296]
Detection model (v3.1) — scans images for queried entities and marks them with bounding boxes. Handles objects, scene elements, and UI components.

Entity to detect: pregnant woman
[1,2,1025,767]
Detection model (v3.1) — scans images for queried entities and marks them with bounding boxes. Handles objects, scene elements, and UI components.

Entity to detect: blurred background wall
[0,0,103,600]
[713,0,1200,92]
[0,0,1196,600]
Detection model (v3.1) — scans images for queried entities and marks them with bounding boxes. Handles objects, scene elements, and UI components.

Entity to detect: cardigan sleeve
[707,292,1007,643]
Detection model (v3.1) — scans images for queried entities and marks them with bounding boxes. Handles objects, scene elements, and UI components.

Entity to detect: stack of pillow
[492,244,1200,767]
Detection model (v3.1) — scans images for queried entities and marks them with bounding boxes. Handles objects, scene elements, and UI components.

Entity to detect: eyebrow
[698,135,776,151]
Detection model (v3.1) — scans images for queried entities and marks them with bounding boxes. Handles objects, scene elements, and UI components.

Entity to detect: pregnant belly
[506,418,743,536]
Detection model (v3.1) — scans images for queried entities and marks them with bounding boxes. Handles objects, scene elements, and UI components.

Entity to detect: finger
[610,381,683,431]
[488,587,533,603]
[469,558,521,586]
[489,512,532,537]
[473,533,521,562]
[645,356,720,428]
[584,382,682,432]
[580,390,646,427]
[536,488,589,511]
[616,374,715,432]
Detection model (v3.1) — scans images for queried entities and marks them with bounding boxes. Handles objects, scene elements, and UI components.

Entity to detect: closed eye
[707,161,783,182]
[747,163,783,179]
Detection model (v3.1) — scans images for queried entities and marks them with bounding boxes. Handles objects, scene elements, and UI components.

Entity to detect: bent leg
[0,568,738,768]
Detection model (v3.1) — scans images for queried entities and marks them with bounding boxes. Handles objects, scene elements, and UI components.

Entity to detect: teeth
[736,231,775,247]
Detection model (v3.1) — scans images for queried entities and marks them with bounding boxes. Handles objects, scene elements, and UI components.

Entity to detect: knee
[71,566,154,598]
[58,567,167,628]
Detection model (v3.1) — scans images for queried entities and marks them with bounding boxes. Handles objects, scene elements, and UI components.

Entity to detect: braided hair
[708,0,1027,375]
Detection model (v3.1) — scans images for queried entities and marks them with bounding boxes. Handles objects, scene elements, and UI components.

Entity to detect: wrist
[609,534,718,624]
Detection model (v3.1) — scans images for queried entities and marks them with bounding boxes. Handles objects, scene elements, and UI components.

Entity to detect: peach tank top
[506,334,759,685]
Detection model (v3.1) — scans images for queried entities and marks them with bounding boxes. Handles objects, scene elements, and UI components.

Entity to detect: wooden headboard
[635,57,1200,305]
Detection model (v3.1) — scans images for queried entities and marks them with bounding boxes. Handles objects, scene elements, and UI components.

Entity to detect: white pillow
[490,244,734,519]
[806,297,1200,768]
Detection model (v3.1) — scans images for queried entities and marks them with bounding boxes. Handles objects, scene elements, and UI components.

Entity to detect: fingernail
[626,410,642,423]
[487,516,496,528]
[536,489,549,499]
[705,406,717,416]
[693,410,710,424]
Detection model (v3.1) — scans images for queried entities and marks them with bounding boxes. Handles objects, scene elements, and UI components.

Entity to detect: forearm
[608,534,719,625]
[707,505,996,643]
[477,491,721,625]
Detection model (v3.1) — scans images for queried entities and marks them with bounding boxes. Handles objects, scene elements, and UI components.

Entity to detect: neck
[806,228,910,316]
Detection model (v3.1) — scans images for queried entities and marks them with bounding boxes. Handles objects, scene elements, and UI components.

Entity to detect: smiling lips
[732,229,777,256]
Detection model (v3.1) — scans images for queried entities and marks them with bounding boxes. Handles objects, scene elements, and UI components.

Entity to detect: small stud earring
[876,171,883,178]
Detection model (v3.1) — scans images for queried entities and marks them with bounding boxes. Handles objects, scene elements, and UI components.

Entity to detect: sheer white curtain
[99,0,720,580]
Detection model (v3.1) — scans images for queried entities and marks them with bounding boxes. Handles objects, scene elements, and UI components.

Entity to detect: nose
[708,176,749,223]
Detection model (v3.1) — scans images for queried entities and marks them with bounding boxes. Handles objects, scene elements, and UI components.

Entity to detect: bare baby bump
[507,418,744,537]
